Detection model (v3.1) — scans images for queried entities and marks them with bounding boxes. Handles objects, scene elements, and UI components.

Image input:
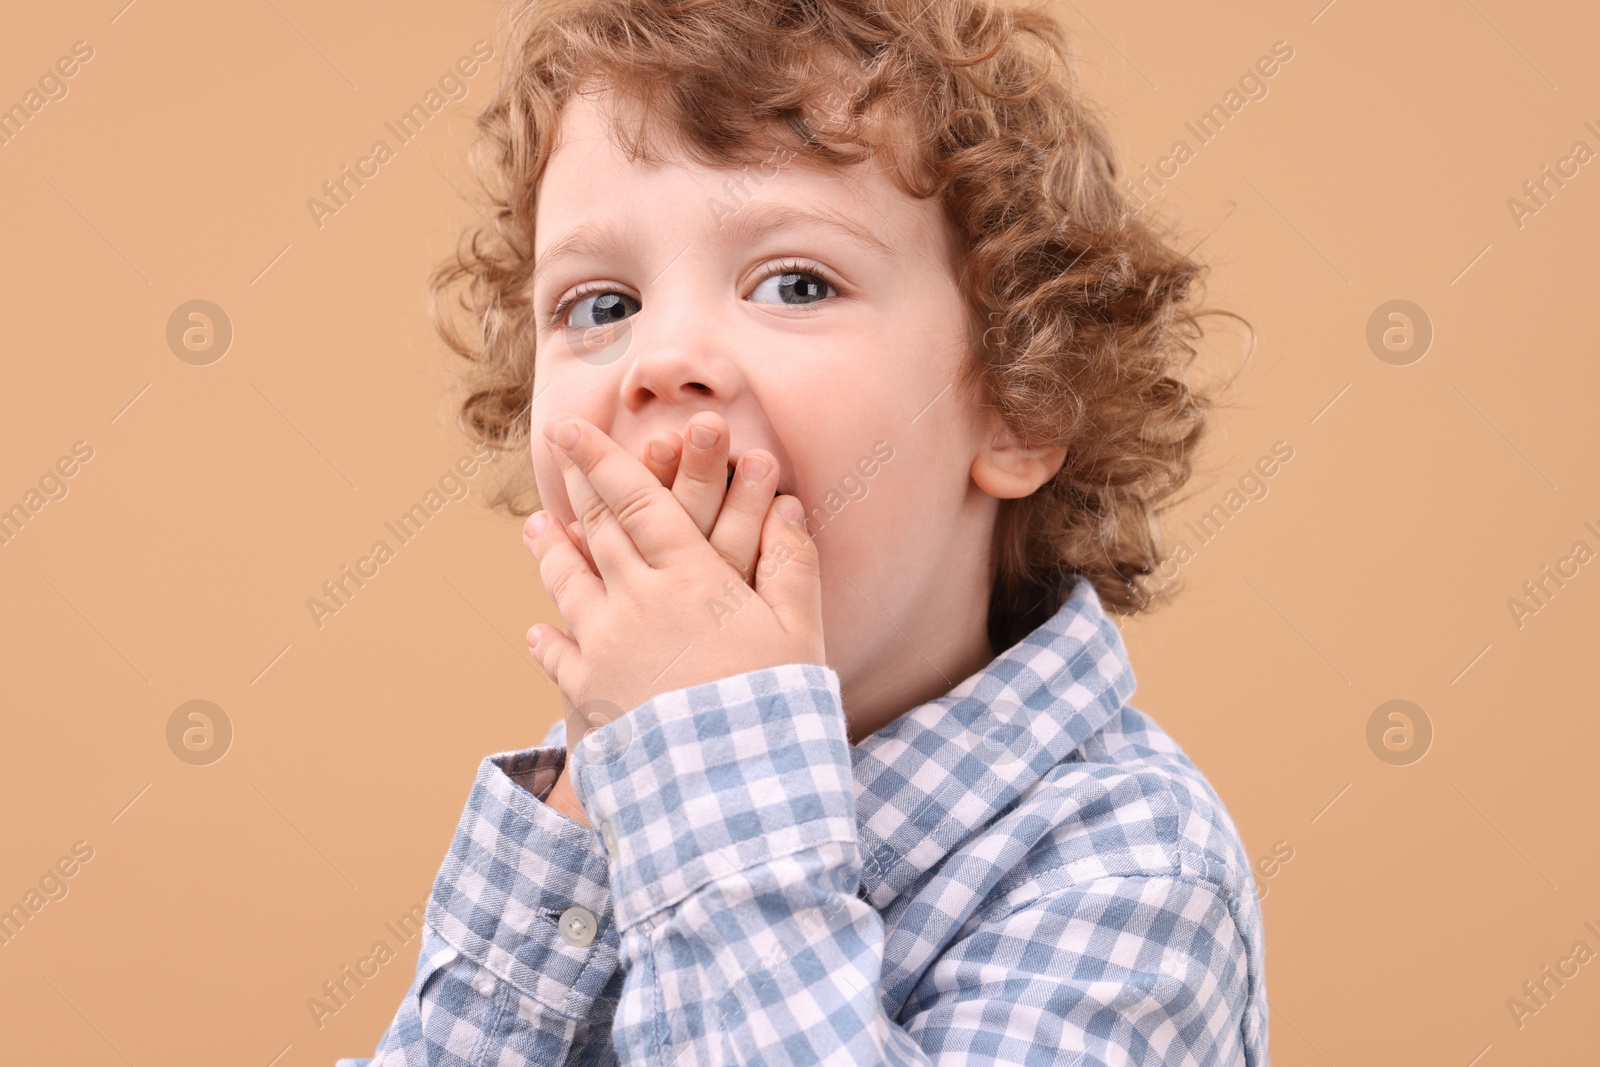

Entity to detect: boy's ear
[970,413,1067,500]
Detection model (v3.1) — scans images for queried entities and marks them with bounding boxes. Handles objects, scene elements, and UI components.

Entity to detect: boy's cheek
[532,460,576,526]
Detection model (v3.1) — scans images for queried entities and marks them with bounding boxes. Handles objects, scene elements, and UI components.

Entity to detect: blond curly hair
[429,0,1245,653]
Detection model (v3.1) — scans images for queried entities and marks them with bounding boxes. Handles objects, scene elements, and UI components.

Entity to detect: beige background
[2,1,1597,1063]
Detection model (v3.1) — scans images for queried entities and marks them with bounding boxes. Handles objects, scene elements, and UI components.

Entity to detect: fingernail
[648,438,676,464]
[741,454,772,482]
[689,421,718,449]
[778,497,803,524]
[526,511,550,538]
[545,417,580,450]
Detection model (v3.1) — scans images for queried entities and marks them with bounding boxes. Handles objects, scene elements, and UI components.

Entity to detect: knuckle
[547,563,578,604]
[542,643,567,683]
[770,537,819,578]
[682,466,721,490]
[716,547,752,580]
[577,496,611,532]
[612,483,660,527]
[682,448,724,483]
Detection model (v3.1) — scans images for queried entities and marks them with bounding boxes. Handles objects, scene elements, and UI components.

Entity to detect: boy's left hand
[522,414,824,735]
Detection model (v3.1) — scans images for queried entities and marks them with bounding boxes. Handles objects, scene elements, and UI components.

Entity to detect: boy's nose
[615,310,745,413]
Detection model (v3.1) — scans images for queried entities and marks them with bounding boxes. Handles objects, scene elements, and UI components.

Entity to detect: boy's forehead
[544,92,863,201]
[537,92,954,277]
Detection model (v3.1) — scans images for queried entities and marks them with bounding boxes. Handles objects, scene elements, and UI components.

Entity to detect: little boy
[343,0,1267,1063]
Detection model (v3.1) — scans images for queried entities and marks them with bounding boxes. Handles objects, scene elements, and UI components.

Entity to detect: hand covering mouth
[726,456,792,499]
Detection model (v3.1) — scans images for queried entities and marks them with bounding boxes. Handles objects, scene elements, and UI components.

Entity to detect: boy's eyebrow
[530,203,896,290]
[531,220,645,292]
[719,203,897,260]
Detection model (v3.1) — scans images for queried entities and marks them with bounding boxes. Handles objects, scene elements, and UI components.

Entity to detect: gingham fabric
[339,576,1268,1065]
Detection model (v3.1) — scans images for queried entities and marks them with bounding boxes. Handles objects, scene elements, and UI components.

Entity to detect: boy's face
[529,90,1009,727]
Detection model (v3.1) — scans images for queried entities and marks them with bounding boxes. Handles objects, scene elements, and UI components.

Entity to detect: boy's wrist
[545,762,592,829]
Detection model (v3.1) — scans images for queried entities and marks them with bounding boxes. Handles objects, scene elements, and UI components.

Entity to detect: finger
[525,510,597,576]
[526,621,580,693]
[709,449,779,584]
[672,411,733,540]
[567,520,597,574]
[753,496,823,640]
[544,414,702,567]
[641,433,683,490]
[545,420,649,577]
[523,509,605,634]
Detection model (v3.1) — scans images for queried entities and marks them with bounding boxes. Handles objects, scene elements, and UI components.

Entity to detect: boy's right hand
[561,411,768,584]
[538,410,794,818]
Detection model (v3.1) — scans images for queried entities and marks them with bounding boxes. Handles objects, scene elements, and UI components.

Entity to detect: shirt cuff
[424,744,620,1018]
[566,662,857,933]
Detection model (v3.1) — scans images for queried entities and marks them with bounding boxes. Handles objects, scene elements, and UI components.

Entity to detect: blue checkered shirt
[339,577,1268,1065]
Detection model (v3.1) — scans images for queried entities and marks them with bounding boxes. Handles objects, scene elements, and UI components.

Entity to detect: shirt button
[558,905,597,947]
[601,820,619,856]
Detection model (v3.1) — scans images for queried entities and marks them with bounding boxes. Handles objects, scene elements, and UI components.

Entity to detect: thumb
[753,496,822,638]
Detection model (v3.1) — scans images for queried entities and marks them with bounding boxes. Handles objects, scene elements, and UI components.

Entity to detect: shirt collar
[849,575,1137,906]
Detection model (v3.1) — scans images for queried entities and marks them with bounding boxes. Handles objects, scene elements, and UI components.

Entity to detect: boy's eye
[559,290,641,330]
[749,267,835,307]
[550,262,839,330]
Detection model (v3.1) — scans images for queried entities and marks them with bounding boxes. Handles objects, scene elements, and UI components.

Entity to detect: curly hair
[429,0,1248,654]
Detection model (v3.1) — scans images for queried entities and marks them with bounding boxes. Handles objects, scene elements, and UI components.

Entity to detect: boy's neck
[840,570,999,746]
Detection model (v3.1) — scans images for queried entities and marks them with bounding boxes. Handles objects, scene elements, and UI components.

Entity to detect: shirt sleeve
[566,662,1255,1066]
[337,720,625,1067]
